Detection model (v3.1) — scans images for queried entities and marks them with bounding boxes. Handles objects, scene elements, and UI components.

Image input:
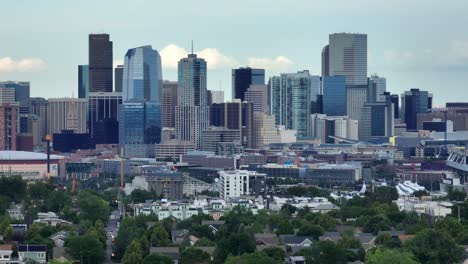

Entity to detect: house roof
[18,244,47,252]
[254,233,280,245]
[319,232,342,242]
[194,246,216,255]
[355,233,376,244]
[150,247,180,260]
[279,235,313,245]
[0,244,12,251]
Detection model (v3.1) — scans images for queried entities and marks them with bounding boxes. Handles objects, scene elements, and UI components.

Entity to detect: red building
[0,104,18,150]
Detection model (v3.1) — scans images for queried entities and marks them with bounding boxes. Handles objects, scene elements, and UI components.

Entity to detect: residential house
[34,212,72,227]
[7,204,24,221]
[354,233,376,251]
[201,220,225,234]
[279,235,314,247]
[286,256,306,264]
[171,230,189,245]
[50,231,69,248]
[150,247,179,264]
[0,245,14,263]
[18,244,47,264]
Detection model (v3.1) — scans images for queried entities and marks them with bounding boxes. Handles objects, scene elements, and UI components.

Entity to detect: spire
[191,40,194,54]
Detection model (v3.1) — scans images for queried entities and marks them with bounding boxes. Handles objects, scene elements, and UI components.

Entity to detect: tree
[405,229,463,264]
[275,219,294,235]
[66,234,105,264]
[280,204,296,216]
[413,190,429,198]
[296,241,347,264]
[150,224,171,247]
[372,186,398,204]
[447,187,467,201]
[214,230,255,263]
[365,248,419,264]
[362,215,391,234]
[122,240,144,264]
[114,218,145,260]
[76,191,111,224]
[375,233,401,248]
[296,223,323,240]
[261,247,285,262]
[225,252,282,264]
[130,189,159,203]
[143,253,173,264]
[0,176,27,202]
[434,216,464,240]
[179,247,211,264]
[44,190,72,212]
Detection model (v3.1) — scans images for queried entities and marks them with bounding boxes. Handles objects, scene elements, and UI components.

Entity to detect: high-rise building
[401,88,432,131]
[47,98,87,135]
[369,75,386,102]
[88,34,113,92]
[0,88,16,104]
[253,112,280,148]
[120,46,163,157]
[391,94,399,119]
[201,127,241,153]
[207,90,224,106]
[123,46,162,102]
[232,67,265,101]
[310,114,358,143]
[269,71,313,139]
[29,97,47,142]
[162,81,178,128]
[89,92,122,144]
[244,85,268,113]
[0,104,18,150]
[360,94,394,139]
[114,65,123,92]
[322,76,346,116]
[346,84,368,123]
[0,81,30,114]
[78,65,89,98]
[328,33,367,86]
[321,45,329,77]
[175,53,208,149]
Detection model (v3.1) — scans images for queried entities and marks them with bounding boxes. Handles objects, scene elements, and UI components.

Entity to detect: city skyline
[1,0,468,105]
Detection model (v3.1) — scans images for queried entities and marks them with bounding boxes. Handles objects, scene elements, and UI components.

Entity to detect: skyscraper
[321,45,329,77]
[29,97,47,142]
[346,84,368,137]
[122,46,162,101]
[369,75,386,102]
[89,34,113,92]
[0,104,18,150]
[114,65,123,92]
[328,33,367,86]
[360,94,394,139]
[244,84,269,113]
[232,67,265,101]
[207,90,224,106]
[269,71,313,139]
[47,98,87,135]
[89,92,122,144]
[390,94,399,119]
[162,81,178,128]
[401,89,432,131]
[175,53,208,148]
[78,65,89,98]
[322,76,346,116]
[120,46,163,157]
[0,81,30,114]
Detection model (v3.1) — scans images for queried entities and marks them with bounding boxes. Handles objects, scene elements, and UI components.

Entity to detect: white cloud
[383,49,414,65]
[247,56,293,72]
[0,57,46,73]
[159,44,237,70]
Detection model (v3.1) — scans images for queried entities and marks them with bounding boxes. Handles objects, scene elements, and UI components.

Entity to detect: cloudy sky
[1,0,468,105]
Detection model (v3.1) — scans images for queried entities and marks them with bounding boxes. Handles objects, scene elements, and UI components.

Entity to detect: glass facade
[89,34,113,92]
[119,102,161,145]
[232,67,265,101]
[78,65,89,98]
[0,81,30,114]
[123,46,162,102]
[322,76,346,116]
[402,89,431,130]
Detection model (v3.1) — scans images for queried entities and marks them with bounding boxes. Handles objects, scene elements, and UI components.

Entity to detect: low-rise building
[218,170,266,199]
[18,244,47,264]
[34,212,72,227]
[393,197,452,217]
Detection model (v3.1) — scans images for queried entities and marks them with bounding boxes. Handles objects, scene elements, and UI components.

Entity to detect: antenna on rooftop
[191,40,194,54]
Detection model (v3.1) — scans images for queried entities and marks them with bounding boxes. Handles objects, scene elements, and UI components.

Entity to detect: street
[105,209,121,263]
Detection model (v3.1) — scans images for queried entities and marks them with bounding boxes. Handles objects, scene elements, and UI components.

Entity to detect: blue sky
[1,0,468,105]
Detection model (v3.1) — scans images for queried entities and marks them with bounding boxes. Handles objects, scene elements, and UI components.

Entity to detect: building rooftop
[0,151,62,161]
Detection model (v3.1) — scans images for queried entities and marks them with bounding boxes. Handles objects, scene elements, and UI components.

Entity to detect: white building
[310,114,358,143]
[134,201,200,220]
[393,197,452,217]
[218,170,266,199]
[370,75,386,102]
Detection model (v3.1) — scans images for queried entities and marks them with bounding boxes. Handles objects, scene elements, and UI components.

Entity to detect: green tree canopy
[179,247,211,264]
[122,240,144,264]
[143,253,173,264]
[365,248,419,264]
[66,234,105,264]
[77,191,111,224]
[225,252,282,264]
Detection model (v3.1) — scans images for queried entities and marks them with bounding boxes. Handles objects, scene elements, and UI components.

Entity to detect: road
[105,209,121,263]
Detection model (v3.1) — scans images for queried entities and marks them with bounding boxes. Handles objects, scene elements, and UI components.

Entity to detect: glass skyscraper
[120,46,163,157]
[322,76,346,116]
[0,81,30,114]
[401,88,433,131]
[232,67,265,101]
[78,65,89,98]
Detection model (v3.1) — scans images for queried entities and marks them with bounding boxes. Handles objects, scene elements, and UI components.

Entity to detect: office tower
[369,75,386,102]
[360,94,394,139]
[310,114,358,143]
[88,34,113,92]
[0,81,30,114]
[123,46,162,101]
[269,71,313,139]
[244,84,268,113]
[0,104,18,150]
[207,90,224,106]
[232,67,265,101]
[119,101,162,157]
[201,127,241,153]
[120,46,163,157]
[346,83,369,121]
[253,112,280,148]
[321,45,329,77]
[328,33,367,86]
[208,100,254,148]
[310,75,321,109]
[114,65,123,92]
[391,94,399,119]
[219,170,266,199]
[401,88,432,131]
[78,65,89,98]
[47,98,87,135]
[162,81,178,128]
[0,88,15,104]
[322,76,346,116]
[29,97,47,142]
[89,92,122,144]
[175,53,208,149]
